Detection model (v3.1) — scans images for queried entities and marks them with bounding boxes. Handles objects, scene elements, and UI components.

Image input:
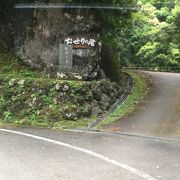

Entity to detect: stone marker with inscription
[61,34,101,80]
[59,44,73,71]
[64,36,96,49]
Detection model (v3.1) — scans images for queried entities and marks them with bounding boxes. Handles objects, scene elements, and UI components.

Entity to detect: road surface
[104,72,180,139]
[0,128,180,180]
[1,72,180,180]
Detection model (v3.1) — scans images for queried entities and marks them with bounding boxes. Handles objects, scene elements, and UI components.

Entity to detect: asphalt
[104,71,180,139]
[1,128,180,180]
[0,71,180,180]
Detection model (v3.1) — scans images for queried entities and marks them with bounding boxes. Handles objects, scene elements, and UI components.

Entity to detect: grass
[96,71,148,128]
[0,48,147,130]
[0,70,147,130]
[53,118,96,130]
[0,118,96,129]
[0,48,94,129]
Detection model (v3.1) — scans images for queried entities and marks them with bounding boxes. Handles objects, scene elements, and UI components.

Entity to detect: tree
[124,0,180,69]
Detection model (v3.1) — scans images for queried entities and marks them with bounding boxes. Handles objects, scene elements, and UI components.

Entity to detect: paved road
[1,72,180,180]
[0,128,180,180]
[104,72,180,139]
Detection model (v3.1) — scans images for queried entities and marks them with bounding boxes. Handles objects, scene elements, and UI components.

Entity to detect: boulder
[15,6,102,80]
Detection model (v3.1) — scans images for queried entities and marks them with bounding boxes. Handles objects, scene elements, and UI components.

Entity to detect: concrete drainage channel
[87,74,134,129]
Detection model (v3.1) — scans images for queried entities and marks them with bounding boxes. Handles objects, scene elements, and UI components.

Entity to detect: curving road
[104,71,180,139]
[1,72,180,180]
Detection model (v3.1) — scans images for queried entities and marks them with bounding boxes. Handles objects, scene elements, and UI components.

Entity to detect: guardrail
[123,67,180,73]
[88,73,134,128]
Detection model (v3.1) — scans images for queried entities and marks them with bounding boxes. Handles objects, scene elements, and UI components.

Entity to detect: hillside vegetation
[120,0,180,70]
[0,49,127,128]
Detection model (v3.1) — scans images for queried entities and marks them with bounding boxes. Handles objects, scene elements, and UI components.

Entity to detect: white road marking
[0,128,156,180]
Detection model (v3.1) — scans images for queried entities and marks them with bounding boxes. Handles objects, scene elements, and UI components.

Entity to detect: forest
[0,0,179,72]
[114,0,180,70]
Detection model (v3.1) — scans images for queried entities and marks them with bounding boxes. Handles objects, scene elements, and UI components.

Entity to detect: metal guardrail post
[122,67,180,73]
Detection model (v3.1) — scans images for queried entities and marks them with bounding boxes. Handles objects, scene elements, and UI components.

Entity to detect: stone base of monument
[0,75,126,123]
[43,64,106,81]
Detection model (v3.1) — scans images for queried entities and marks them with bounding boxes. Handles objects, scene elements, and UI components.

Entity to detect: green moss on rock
[0,49,127,128]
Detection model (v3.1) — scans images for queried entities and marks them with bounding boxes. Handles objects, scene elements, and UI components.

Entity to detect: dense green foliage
[121,0,180,69]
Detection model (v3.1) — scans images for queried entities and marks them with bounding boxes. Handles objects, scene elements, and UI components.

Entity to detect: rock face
[15,6,102,80]
[0,77,124,123]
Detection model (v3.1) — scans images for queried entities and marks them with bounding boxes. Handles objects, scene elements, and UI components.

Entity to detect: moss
[53,118,95,130]
[0,48,126,129]
[0,48,40,78]
[0,76,97,127]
